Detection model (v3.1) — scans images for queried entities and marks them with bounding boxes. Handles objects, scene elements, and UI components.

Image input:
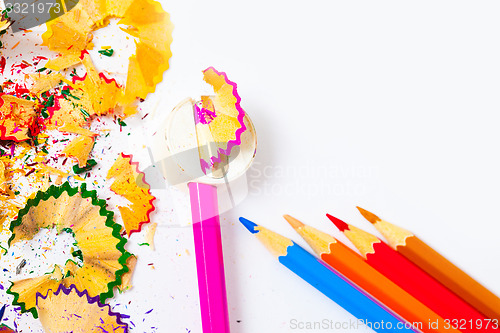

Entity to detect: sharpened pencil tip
[239,217,259,234]
[356,206,380,224]
[326,214,350,232]
[283,215,304,230]
[0,304,5,322]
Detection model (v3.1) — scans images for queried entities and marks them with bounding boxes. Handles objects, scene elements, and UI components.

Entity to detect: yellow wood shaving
[48,94,88,128]
[61,135,94,167]
[145,222,157,251]
[0,161,8,193]
[45,54,82,71]
[29,73,64,95]
[37,285,127,333]
[0,15,11,32]
[106,153,155,235]
[0,95,37,141]
[119,255,137,291]
[57,123,97,137]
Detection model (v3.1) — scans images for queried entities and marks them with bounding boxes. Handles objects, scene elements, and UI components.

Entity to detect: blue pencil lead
[239,217,259,234]
[0,304,6,321]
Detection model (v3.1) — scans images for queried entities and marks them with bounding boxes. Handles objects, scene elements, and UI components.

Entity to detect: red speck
[28,119,42,137]
[13,84,30,95]
[0,57,6,75]
[33,56,48,62]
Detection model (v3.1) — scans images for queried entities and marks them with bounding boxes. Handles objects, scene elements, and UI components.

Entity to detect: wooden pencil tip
[326,214,350,232]
[356,206,380,224]
[283,215,304,230]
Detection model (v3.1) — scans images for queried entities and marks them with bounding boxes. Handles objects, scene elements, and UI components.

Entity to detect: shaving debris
[146,223,158,251]
[15,258,26,275]
[36,284,128,332]
[0,0,173,329]
[42,0,174,111]
[107,153,156,236]
[8,183,132,317]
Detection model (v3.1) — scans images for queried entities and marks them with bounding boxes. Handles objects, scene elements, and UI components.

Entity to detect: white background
[161,1,500,332]
[2,0,500,332]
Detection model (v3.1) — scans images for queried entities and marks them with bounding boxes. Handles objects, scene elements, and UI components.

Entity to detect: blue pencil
[239,217,416,332]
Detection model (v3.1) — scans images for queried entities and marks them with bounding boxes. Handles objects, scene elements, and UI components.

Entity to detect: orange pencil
[327,214,497,333]
[356,206,500,322]
[284,215,458,333]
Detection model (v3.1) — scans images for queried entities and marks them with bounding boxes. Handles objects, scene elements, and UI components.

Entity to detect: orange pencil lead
[356,206,380,224]
[326,214,350,232]
[283,215,304,230]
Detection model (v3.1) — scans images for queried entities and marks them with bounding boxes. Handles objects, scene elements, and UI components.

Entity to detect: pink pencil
[189,182,230,333]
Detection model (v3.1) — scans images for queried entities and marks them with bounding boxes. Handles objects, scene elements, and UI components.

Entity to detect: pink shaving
[199,67,247,173]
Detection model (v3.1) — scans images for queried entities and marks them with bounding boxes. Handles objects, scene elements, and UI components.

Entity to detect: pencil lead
[283,215,304,230]
[326,214,350,232]
[356,206,380,224]
[239,217,259,234]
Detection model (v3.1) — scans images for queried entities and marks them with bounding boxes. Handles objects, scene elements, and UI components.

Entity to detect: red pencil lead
[326,214,350,232]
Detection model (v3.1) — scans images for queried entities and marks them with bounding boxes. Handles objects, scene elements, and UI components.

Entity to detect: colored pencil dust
[327,214,496,333]
[239,217,414,333]
[284,215,458,333]
[356,206,500,322]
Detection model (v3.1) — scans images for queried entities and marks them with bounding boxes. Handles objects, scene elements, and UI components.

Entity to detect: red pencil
[326,214,497,333]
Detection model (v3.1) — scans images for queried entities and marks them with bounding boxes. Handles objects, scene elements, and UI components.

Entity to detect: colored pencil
[327,214,496,333]
[356,206,500,322]
[239,217,415,333]
[189,183,230,333]
[284,215,459,333]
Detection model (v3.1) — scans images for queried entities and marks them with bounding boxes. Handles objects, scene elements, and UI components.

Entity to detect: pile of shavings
[0,57,154,224]
[0,0,175,175]
[0,1,249,331]
[7,183,132,319]
[0,0,173,327]
[42,0,174,108]
[30,52,124,130]
[0,51,158,234]
[0,92,41,142]
[0,140,54,244]
[36,284,128,332]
